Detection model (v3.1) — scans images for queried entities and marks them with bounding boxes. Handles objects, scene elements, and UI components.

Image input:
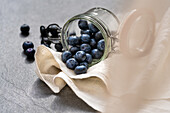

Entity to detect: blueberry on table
[55,41,63,52]
[75,51,86,62]
[85,53,92,64]
[68,36,80,46]
[61,51,72,63]
[97,39,105,51]
[91,49,103,59]
[78,20,89,30]
[88,23,99,33]
[22,41,34,51]
[80,62,88,68]
[95,31,103,41]
[40,26,48,37]
[90,38,97,48]
[20,24,30,35]
[66,58,78,70]
[80,44,91,53]
[41,37,51,48]
[47,24,61,37]
[80,34,91,43]
[74,65,87,75]
[69,46,80,54]
[25,48,35,59]
[81,29,92,36]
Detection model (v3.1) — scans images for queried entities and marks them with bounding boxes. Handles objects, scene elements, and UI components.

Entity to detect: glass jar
[61,7,120,66]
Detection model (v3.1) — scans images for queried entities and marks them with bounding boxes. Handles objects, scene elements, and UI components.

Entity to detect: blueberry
[47,24,61,37]
[88,23,99,33]
[97,39,105,51]
[91,49,103,59]
[90,38,97,48]
[81,29,92,36]
[22,41,34,51]
[68,36,80,46]
[78,20,88,30]
[66,58,78,70]
[95,31,103,41]
[41,37,51,48]
[80,62,88,68]
[20,24,30,35]
[74,65,87,75]
[55,41,63,52]
[68,31,76,36]
[75,51,86,62]
[85,53,93,64]
[61,51,72,63]
[25,48,35,59]
[40,26,48,37]
[69,46,80,54]
[80,34,90,43]
[80,44,91,53]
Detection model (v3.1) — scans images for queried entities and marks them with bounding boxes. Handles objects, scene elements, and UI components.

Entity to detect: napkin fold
[35,8,170,112]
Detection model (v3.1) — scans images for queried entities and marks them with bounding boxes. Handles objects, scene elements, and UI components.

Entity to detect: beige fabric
[35,8,170,112]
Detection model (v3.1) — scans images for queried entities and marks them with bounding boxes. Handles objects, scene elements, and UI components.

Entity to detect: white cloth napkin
[35,8,170,112]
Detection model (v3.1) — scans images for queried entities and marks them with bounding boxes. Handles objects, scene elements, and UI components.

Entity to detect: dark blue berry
[68,36,80,46]
[74,65,87,75]
[47,24,61,37]
[66,58,78,70]
[80,62,88,68]
[81,29,92,36]
[61,51,72,63]
[75,51,86,62]
[91,49,103,59]
[90,38,97,48]
[69,46,80,54]
[97,39,105,51]
[80,44,91,53]
[85,53,93,64]
[55,41,63,52]
[80,34,90,43]
[20,24,30,35]
[25,48,35,59]
[22,41,34,51]
[88,23,99,33]
[95,31,103,41]
[78,20,88,30]
[40,26,48,37]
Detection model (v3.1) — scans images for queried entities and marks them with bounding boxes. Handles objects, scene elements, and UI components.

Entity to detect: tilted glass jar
[60,7,120,66]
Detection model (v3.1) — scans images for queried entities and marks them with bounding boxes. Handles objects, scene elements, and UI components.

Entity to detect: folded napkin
[35,8,170,112]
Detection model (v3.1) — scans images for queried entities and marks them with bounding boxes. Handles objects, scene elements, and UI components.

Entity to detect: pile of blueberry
[61,19,105,75]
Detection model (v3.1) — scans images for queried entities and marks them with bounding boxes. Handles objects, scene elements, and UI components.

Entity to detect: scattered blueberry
[80,62,88,68]
[61,51,72,63]
[41,37,51,48]
[91,49,103,59]
[78,20,88,30]
[80,34,90,43]
[22,41,34,51]
[85,53,93,64]
[90,38,97,48]
[20,24,30,35]
[88,23,99,33]
[75,51,86,62]
[81,29,92,36]
[47,24,61,37]
[97,39,105,51]
[68,36,80,46]
[69,46,80,54]
[25,48,35,59]
[40,26,48,37]
[74,65,87,75]
[55,41,63,52]
[95,31,103,41]
[80,44,91,53]
[66,58,78,70]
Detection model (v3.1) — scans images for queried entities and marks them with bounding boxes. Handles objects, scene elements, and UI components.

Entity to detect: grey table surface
[0,0,128,113]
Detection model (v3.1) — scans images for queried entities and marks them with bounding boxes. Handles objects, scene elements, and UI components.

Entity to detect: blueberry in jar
[68,36,80,46]
[90,38,97,48]
[85,53,93,64]
[55,41,63,52]
[75,51,86,62]
[80,34,91,43]
[74,65,87,75]
[22,41,34,51]
[61,51,72,63]
[40,26,48,37]
[81,29,92,36]
[20,24,30,35]
[78,20,88,30]
[68,31,76,36]
[80,62,88,68]
[80,44,91,53]
[91,49,103,59]
[97,39,105,51]
[25,48,35,59]
[88,23,99,33]
[95,31,103,41]
[66,58,78,70]
[69,46,80,54]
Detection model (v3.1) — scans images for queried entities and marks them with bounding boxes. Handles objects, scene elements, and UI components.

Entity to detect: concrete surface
[0,0,128,112]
